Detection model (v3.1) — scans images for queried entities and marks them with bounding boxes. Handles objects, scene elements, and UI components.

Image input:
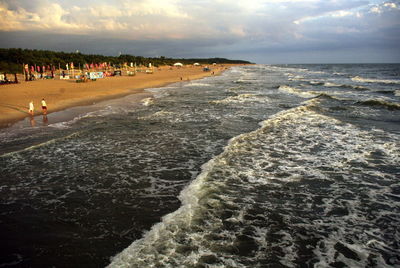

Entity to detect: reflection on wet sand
[42,115,48,125]
[29,116,35,127]
[28,115,49,127]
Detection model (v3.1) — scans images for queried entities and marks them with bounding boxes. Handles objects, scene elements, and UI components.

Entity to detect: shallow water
[1,64,399,267]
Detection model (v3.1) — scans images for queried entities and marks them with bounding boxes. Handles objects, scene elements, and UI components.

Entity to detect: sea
[0,64,399,268]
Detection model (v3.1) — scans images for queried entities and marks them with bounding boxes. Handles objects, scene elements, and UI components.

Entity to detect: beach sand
[0,65,232,128]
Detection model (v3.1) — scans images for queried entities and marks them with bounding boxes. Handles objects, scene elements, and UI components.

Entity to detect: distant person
[29,101,34,115]
[41,98,47,115]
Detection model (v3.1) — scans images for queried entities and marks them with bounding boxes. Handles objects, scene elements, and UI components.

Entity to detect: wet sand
[0,65,231,128]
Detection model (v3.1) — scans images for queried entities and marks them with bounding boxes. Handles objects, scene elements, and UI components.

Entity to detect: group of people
[29,98,47,116]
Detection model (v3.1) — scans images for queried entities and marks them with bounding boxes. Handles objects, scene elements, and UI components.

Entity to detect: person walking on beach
[29,101,34,115]
[41,98,47,115]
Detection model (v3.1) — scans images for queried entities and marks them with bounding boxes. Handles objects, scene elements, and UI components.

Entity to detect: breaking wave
[278,85,318,98]
[109,101,400,267]
[351,76,400,85]
[357,99,400,110]
[210,94,266,104]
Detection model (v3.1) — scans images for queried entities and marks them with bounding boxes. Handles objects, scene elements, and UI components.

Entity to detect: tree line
[0,48,251,74]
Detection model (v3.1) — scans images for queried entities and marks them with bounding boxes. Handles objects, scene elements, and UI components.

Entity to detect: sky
[0,0,399,63]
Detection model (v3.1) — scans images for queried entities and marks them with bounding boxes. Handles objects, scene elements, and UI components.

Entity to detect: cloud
[0,0,192,37]
[0,0,399,63]
[370,1,399,13]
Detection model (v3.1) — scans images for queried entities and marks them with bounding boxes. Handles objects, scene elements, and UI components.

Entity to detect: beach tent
[174,62,183,67]
[193,63,200,66]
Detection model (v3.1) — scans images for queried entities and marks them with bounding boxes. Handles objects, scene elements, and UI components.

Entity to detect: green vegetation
[0,48,251,73]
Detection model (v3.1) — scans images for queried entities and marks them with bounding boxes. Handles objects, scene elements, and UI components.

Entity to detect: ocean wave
[228,86,246,91]
[109,103,400,267]
[0,131,80,158]
[308,80,371,91]
[315,93,347,102]
[333,72,347,76]
[326,82,371,91]
[145,87,173,98]
[374,90,396,95]
[108,105,317,267]
[266,65,309,73]
[210,94,265,104]
[138,110,176,121]
[184,82,211,87]
[278,85,318,98]
[288,75,305,81]
[305,70,327,75]
[346,85,371,91]
[351,76,400,85]
[324,82,342,87]
[309,81,325,86]
[141,97,155,106]
[48,106,121,129]
[357,99,400,110]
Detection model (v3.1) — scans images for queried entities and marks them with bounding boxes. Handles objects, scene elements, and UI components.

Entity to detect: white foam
[108,148,226,266]
[109,84,400,267]
[334,72,347,76]
[210,94,265,104]
[310,80,324,85]
[324,82,342,87]
[185,82,211,87]
[141,97,155,106]
[137,110,176,121]
[351,76,400,84]
[288,75,305,81]
[145,87,174,98]
[278,85,318,98]
[47,106,117,129]
[266,65,309,73]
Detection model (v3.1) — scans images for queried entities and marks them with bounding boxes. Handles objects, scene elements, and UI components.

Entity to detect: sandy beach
[0,65,232,128]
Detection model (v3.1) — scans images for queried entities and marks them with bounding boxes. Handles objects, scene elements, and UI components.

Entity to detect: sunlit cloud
[0,0,399,63]
[370,1,399,13]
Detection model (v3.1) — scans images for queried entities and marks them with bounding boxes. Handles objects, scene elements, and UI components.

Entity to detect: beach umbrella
[174,62,183,67]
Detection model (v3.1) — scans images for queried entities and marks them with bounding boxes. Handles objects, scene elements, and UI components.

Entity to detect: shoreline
[0,64,237,128]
